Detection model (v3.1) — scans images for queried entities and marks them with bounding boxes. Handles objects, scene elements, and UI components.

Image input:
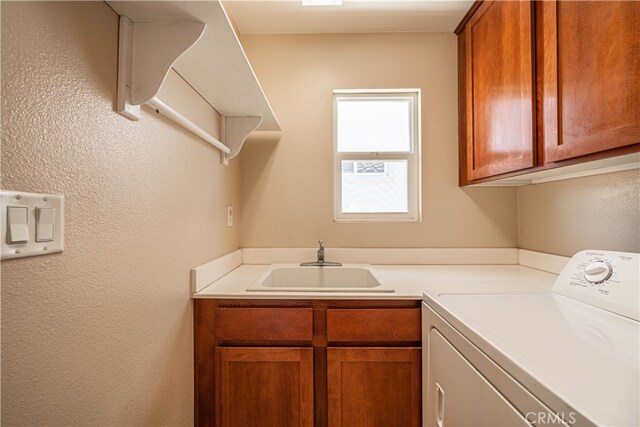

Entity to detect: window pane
[341,161,355,174]
[356,161,385,174]
[341,160,408,213]
[337,98,412,153]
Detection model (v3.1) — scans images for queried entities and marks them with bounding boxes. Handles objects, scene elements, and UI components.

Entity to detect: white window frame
[333,89,422,222]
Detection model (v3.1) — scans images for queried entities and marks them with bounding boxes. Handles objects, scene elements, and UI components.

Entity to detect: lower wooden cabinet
[195,299,422,427]
[216,347,314,427]
[327,348,421,427]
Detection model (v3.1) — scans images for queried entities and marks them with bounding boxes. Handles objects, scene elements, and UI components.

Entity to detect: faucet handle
[318,240,324,249]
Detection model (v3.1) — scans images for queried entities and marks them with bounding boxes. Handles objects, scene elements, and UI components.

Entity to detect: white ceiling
[223,0,473,34]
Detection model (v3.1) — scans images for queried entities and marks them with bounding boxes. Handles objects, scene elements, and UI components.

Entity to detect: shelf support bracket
[220,116,263,165]
[116,16,205,120]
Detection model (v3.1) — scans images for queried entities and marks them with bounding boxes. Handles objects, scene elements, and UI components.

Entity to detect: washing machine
[422,250,639,426]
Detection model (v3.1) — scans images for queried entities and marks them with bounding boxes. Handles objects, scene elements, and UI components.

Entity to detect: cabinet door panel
[327,348,421,427]
[216,347,314,427]
[465,0,535,180]
[540,1,640,162]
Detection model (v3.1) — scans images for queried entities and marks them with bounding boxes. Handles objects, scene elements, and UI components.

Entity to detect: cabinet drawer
[215,308,313,342]
[327,309,421,343]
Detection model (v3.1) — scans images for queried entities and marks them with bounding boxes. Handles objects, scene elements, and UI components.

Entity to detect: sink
[247,266,394,293]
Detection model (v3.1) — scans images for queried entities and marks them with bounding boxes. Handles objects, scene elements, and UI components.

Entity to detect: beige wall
[518,169,640,257]
[1,2,241,425]
[240,33,518,248]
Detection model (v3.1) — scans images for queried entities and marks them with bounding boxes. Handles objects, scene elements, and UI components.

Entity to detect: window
[334,89,421,222]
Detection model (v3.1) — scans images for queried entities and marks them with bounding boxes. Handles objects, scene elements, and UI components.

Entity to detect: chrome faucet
[301,240,342,267]
[317,240,325,264]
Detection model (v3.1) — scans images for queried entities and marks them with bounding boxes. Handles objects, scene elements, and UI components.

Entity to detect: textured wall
[518,169,640,257]
[240,33,518,248]
[1,2,241,425]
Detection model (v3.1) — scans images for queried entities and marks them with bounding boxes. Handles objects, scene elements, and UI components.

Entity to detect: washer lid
[434,292,639,426]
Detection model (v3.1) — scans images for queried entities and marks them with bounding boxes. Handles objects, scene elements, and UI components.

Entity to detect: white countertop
[193,264,558,299]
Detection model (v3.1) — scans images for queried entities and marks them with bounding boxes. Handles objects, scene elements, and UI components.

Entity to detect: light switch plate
[1,190,64,260]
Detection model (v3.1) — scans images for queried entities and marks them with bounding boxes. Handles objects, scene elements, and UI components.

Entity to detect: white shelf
[470,153,640,187]
[107,0,280,163]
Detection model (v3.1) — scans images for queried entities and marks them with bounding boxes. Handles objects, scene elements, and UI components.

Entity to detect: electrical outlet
[227,206,233,227]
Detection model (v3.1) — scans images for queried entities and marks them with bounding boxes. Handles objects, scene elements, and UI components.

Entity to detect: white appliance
[422,250,639,426]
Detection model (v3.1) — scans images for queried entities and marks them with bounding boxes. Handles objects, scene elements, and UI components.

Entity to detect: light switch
[36,207,55,242]
[2,190,64,260]
[7,206,29,243]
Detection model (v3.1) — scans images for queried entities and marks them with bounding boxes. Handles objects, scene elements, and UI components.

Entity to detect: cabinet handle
[436,382,445,427]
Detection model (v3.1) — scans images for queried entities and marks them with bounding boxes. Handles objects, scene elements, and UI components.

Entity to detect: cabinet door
[539,1,640,163]
[463,0,535,181]
[216,347,314,427]
[327,347,421,427]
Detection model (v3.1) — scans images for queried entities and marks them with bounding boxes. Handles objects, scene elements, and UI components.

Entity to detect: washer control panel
[583,260,613,283]
[553,250,639,321]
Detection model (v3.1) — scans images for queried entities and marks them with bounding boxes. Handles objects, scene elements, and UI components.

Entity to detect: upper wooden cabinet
[457,0,640,185]
[538,1,640,163]
[460,0,535,181]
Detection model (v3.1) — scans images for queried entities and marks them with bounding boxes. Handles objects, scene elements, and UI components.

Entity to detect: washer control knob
[583,261,613,283]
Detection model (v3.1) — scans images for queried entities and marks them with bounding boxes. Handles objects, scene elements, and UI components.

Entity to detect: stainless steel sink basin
[247,266,394,293]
